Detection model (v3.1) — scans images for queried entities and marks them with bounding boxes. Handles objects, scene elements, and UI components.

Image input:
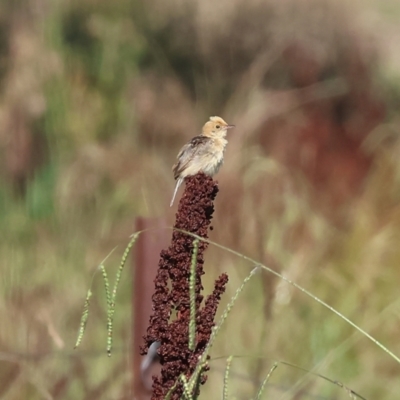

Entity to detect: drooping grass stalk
[111,232,140,306]
[75,231,142,355]
[223,356,233,400]
[100,264,113,356]
[213,267,259,344]
[207,355,366,400]
[107,231,141,356]
[180,374,192,400]
[74,247,117,350]
[74,289,92,349]
[178,229,400,366]
[188,266,259,392]
[276,360,367,400]
[189,239,199,351]
[255,363,278,400]
[100,265,111,306]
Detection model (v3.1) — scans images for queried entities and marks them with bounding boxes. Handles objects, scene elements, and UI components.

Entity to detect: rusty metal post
[132,217,168,399]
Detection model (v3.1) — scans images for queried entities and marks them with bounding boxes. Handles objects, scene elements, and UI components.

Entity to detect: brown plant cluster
[141,172,229,400]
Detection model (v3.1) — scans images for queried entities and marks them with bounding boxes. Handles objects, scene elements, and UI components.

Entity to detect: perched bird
[170,116,235,206]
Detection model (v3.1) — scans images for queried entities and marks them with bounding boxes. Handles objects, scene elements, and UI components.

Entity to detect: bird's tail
[170,178,183,207]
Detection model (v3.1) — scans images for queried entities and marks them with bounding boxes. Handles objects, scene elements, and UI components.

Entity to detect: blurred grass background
[1,0,400,398]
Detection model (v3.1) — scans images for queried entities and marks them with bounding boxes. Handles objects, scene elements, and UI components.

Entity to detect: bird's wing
[172,135,211,180]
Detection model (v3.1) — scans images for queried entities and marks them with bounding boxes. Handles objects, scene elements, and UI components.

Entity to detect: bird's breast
[199,137,227,176]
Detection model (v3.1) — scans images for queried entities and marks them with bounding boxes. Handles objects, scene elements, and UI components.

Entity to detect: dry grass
[0,0,400,398]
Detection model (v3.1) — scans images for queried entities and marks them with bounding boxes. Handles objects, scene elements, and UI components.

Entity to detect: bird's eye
[216,125,220,129]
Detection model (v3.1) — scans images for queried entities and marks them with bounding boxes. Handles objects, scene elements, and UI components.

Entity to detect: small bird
[170,116,235,206]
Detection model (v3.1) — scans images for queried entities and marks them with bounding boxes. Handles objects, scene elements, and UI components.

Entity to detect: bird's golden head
[202,116,235,138]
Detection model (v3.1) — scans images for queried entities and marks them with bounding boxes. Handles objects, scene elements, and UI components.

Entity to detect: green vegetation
[1,0,400,398]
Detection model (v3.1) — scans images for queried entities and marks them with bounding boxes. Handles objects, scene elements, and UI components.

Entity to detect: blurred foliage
[0,0,400,399]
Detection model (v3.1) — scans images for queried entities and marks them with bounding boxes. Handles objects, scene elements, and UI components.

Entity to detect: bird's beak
[225,124,235,130]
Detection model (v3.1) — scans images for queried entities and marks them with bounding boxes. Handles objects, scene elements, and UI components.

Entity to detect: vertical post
[132,217,168,399]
